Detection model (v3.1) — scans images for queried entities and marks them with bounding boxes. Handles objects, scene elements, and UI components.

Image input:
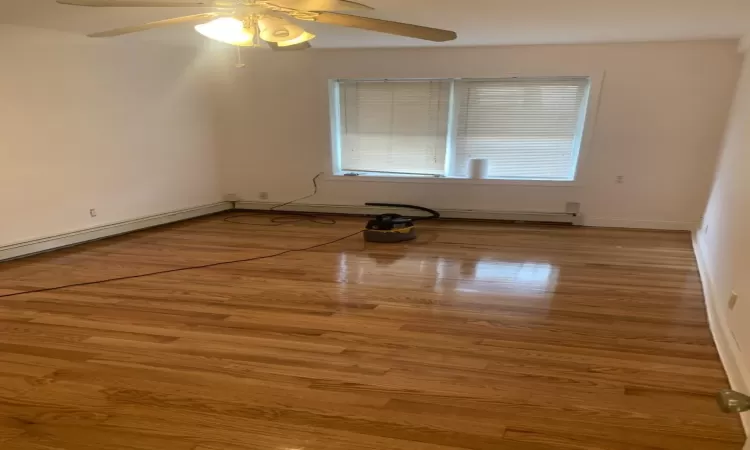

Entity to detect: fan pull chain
[254,16,261,48]
[236,46,246,68]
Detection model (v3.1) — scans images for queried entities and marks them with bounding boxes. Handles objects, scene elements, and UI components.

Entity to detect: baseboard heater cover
[234,202,583,225]
[0,202,233,262]
[0,202,580,263]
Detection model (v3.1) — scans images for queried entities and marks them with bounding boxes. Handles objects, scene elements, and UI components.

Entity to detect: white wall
[213,40,740,230]
[0,25,222,247]
[0,35,740,245]
[695,47,750,416]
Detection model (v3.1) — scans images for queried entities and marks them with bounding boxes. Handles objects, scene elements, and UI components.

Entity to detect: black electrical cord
[0,173,358,299]
[223,173,336,226]
[0,229,363,299]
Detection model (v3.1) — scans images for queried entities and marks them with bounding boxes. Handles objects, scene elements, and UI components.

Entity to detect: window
[331,77,591,181]
[336,80,451,176]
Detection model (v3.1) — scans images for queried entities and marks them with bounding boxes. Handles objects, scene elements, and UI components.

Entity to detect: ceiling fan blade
[57,0,212,7]
[266,0,371,11]
[312,12,457,42]
[267,41,312,51]
[88,13,217,37]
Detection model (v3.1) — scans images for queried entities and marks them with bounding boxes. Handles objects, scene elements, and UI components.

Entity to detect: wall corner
[740,34,750,53]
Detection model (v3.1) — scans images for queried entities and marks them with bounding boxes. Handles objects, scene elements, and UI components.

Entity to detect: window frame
[327,73,602,187]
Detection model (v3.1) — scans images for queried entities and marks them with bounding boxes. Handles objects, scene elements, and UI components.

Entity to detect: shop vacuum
[363,203,440,243]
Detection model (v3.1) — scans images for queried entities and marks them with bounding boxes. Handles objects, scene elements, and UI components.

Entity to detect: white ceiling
[2,0,750,48]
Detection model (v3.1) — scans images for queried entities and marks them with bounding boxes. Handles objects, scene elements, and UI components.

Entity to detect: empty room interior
[4,0,750,448]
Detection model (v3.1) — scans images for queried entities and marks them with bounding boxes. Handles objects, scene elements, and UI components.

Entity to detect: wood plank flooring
[0,213,744,449]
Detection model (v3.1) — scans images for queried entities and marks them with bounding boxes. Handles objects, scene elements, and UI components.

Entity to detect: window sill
[326,174,581,187]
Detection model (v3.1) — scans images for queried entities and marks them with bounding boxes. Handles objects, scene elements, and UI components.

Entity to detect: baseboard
[0,202,233,262]
[585,218,697,231]
[234,201,581,225]
[236,203,701,230]
[692,231,750,435]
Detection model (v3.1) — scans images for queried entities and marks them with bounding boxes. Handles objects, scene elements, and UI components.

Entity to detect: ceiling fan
[56,0,458,50]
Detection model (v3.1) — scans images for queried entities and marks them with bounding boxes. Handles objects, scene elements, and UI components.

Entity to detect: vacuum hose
[365,203,440,221]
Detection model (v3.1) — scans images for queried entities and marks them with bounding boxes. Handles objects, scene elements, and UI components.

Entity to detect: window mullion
[330,80,344,174]
[444,79,460,177]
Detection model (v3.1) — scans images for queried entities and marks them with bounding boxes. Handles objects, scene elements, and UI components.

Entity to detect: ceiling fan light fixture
[195,17,255,46]
[277,31,316,47]
[258,16,304,43]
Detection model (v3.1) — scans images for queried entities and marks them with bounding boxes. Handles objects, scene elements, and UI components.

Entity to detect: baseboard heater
[234,202,583,226]
[0,201,580,263]
[0,202,233,263]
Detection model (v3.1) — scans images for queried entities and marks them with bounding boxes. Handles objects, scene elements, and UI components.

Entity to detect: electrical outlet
[259,192,269,201]
[565,202,581,214]
[729,291,739,310]
[89,208,97,218]
[615,175,625,184]
[223,193,241,202]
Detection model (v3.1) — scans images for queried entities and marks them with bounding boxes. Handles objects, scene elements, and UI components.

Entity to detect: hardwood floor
[0,212,744,449]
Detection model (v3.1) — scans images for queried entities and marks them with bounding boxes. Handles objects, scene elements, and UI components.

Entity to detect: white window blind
[338,80,451,176]
[454,78,589,180]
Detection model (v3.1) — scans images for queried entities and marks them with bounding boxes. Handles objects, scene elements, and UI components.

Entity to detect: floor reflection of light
[337,253,558,298]
[434,257,449,293]
[457,259,559,296]
[336,252,349,284]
